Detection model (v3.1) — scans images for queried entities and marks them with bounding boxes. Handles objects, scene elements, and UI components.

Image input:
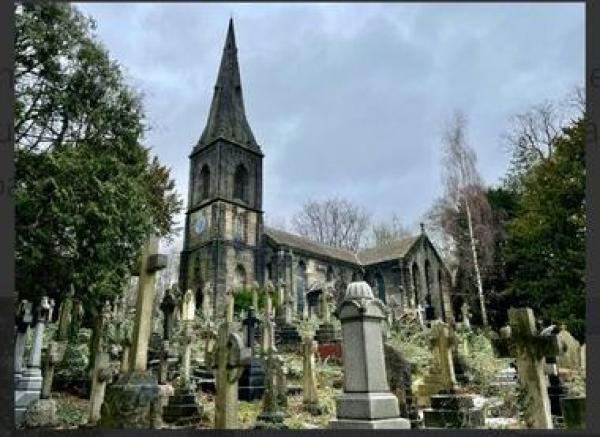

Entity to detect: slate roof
[264,227,421,266]
[197,19,259,151]
[264,227,360,265]
[357,236,420,265]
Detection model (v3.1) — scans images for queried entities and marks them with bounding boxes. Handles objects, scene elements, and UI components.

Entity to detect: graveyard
[14,3,587,431]
[14,258,586,429]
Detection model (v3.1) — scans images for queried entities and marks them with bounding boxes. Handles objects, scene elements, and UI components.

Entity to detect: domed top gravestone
[330,282,410,429]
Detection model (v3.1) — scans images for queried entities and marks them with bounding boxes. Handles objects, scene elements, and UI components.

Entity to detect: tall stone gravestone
[88,301,115,425]
[330,281,410,429]
[302,337,322,415]
[160,287,177,341]
[16,297,54,425]
[275,281,301,347]
[41,293,71,399]
[214,290,251,429]
[238,306,265,401]
[101,235,167,428]
[163,289,202,425]
[314,288,337,343]
[492,307,561,429]
[14,300,34,425]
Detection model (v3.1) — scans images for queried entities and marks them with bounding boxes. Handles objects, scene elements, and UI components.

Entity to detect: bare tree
[291,197,371,252]
[503,85,584,183]
[435,111,495,326]
[369,213,412,248]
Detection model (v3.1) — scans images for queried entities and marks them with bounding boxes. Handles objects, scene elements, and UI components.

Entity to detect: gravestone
[314,288,337,343]
[101,235,167,428]
[302,338,322,415]
[417,321,457,405]
[261,282,276,354]
[383,344,419,427]
[255,351,286,428]
[196,321,218,393]
[15,300,34,384]
[492,307,561,429]
[41,294,70,399]
[160,287,177,341]
[275,281,301,347]
[274,355,288,409]
[238,306,265,401]
[213,290,251,429]
[88,302,115,425]
[330,281,410,429]
[460,302,471,330]
[163,289,202,425]
[15,297,53,426]
[556,327,581,370]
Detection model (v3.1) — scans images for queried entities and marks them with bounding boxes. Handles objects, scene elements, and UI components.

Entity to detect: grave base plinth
[162,384,202,425]
[238,357,265,401]
[422,392,484,429]
[100,371,160,428]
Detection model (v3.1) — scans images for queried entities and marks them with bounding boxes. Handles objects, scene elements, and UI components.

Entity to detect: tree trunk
[464,198,488,326]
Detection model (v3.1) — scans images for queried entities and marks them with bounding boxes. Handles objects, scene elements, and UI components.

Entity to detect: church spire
[198,19,258,149]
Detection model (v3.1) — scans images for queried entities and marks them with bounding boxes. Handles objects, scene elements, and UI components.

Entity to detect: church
[179,19,453,322]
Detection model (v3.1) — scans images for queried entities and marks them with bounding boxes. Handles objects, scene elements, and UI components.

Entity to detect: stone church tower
[180,19,264,316]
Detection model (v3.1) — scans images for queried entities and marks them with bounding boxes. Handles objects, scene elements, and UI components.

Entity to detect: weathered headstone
[238,306,266,401]
[556,326,581,370]
[15,300,34,384]
[88,301,115,425]
[330,281,410,429]
[417,320,457,405]
[261,282,276,354]
[101,235,167,428]
[302,337,322,415]
[16,297,53,426]
[213,290,251,429]
[275,281,301,347]
[492,307,561,429]
[460,302,471,330]
[255,350,286,428]
[314,288,337,344]
[41,294,70,399]
[163,289,202,425]
[274,355,288,409]
[160,287,177,341]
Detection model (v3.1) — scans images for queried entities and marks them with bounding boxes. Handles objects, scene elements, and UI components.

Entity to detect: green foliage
[54,394,89,428]
[386,320,432,379]
[15,3,182,316]
[501,119,585,340]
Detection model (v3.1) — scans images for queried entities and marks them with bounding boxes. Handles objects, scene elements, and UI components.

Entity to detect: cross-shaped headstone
[493,307,561,429]
[242,306,260,354]
[213,289,251,429]
[429,320,457,390]
[129,235,167,371]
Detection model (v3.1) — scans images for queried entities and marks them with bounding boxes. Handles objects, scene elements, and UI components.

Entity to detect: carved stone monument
[329,281,410,429]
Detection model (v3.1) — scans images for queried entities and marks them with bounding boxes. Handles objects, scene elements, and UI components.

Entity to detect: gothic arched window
[200,165,211,199]
[234,264,247,290]
[233,164,249,202]
[411,262,421,306]
[233,212,246,243]
[375,272,386,303]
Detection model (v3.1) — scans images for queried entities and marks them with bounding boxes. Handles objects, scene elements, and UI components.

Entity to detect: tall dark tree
[15,3,182,318]
[501,118,585,340]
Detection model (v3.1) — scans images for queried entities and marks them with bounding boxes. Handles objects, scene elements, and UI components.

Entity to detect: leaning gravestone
[101,235,167,428]
[492,307,561,429]
[16,297,53,426]
[329,281,410,429]
[88,301,115,425]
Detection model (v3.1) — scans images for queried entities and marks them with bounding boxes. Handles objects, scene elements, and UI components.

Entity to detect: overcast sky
[75,3,583,249]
